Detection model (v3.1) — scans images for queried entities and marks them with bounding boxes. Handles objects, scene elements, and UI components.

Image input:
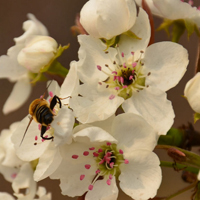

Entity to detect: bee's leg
[50,95,62,110]
[41,125,54,140]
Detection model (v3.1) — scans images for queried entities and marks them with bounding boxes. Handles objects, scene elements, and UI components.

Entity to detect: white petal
[77,35,117,83]
[153,0,200,22]
[95,0,137,40]
[184,72,200,113]
[144,42,188,92]
[12,163,36,198]
[60,61,79,104]
[119,150,161,200]
[11,116,51,161]
[0,45,27,81]
[74,126,117,145]
[47,80,60,97]
[52,144,97,197]
[86,177,118,200]
[0,165,19,183]
[34,143,62,181]
[122,87,175,135]
[112,113,157,153]
[135,0,163,17]
[51,107,74,146]
[70,84,124,124]
[0,192,15,200]
[118,8,150,56]
[3,78,31,114]
[14,14,48,44]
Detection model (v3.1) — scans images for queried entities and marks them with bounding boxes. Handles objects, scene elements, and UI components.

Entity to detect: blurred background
[0,0,200,199]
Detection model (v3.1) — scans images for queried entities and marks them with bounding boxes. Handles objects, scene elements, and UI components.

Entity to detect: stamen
[83,151,89,156]
[98,148,103,153]
[97,65,102,71]
[89,147,95,150]
[109,94,115,100]
[110,162,114,168]
[96,169,101,174]
[124,159,129,164]
[112,71,117,75]
[85,164,91,169]
[119,149,123,154]
[80,175,85,180]
[72,155,79,159]
[115,87,120,90]
[107,142,111,146]
[35,136,38,141]
[129,75,133,80]
[49,91,53,97]
[132,62,137,68]
[38,124,41,130]
[93,152,99,157]
[107,179,111,185]
[131,52,134,55]
[121,52,124,57]
[123,85,127,89]
[88,185,93,190]
[11,173,17,179]
[188,0,193,5]
[109,174,113,180]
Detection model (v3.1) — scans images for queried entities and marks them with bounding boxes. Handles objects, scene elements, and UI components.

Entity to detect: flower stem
[164,181,197,200]
[160,161,199,174]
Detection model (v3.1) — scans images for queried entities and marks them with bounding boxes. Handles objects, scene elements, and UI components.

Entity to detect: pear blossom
[0,14,48,114]
[11,64,78,181]
[69,8,189,135]
[17,36,58,73]
[51,113,161,200]
[135,0,200,27]
[80,0,137,40]
[184,72,200,113]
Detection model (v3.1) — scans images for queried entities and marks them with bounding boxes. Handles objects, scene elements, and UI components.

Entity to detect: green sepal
[158,128,184,147]
[171,20,185,43]
[29,44,70,84]
[40,44,70,73]
[101,36,120,50]
[122,30,141,40]
[29,72,47,84]
[157,19,200,43]
[194,113,200,124]
[30,159,39,171]
[46,61,68,78]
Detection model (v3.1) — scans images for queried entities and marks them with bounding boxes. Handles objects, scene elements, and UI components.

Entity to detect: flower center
[97,50,149,100]
[72,142,129,191]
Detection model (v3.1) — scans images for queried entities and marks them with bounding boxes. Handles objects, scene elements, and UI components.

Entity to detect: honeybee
[20,81,62,146]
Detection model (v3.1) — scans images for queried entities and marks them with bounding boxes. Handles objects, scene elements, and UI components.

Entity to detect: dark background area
[0,0,200,199]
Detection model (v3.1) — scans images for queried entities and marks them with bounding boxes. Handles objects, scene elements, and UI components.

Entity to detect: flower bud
[17,36,58,73]
[184,72,200,113]
[80,0,137,40]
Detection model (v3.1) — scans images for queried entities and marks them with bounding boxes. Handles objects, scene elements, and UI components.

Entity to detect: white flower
[80,0,137,39]
[17,36,58,73]
[0,13,48,114]
[51,113,161,200]
[69,9,189,135]
[184,72,200,113]
[11,65,78,181]
[135,0,200,27]
[0,122,25,182]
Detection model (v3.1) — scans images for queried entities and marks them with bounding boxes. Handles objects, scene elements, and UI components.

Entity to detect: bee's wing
[19,116,33,146]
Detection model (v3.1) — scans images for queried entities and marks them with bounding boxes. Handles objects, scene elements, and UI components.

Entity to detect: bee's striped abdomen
[35,105,54,125]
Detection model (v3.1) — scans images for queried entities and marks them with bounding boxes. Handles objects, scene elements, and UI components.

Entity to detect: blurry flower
[184,72,200,113]
[51,113,161,200]
[0,14,48,114]
[135,0,200,26]
[80,0,137,40]
[17,36,58,73]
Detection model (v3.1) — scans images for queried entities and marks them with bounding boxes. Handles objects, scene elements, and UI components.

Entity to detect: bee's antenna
[40,80,53,99]
[19,117,33,146]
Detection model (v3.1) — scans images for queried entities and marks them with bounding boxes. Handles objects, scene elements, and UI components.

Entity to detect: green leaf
[30,72,47,84]
[123,30,141,40]
[101,36,120,50]
[194,113,200,123]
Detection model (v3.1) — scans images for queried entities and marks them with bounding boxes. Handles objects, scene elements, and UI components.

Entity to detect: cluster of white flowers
[3,0,200,199]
